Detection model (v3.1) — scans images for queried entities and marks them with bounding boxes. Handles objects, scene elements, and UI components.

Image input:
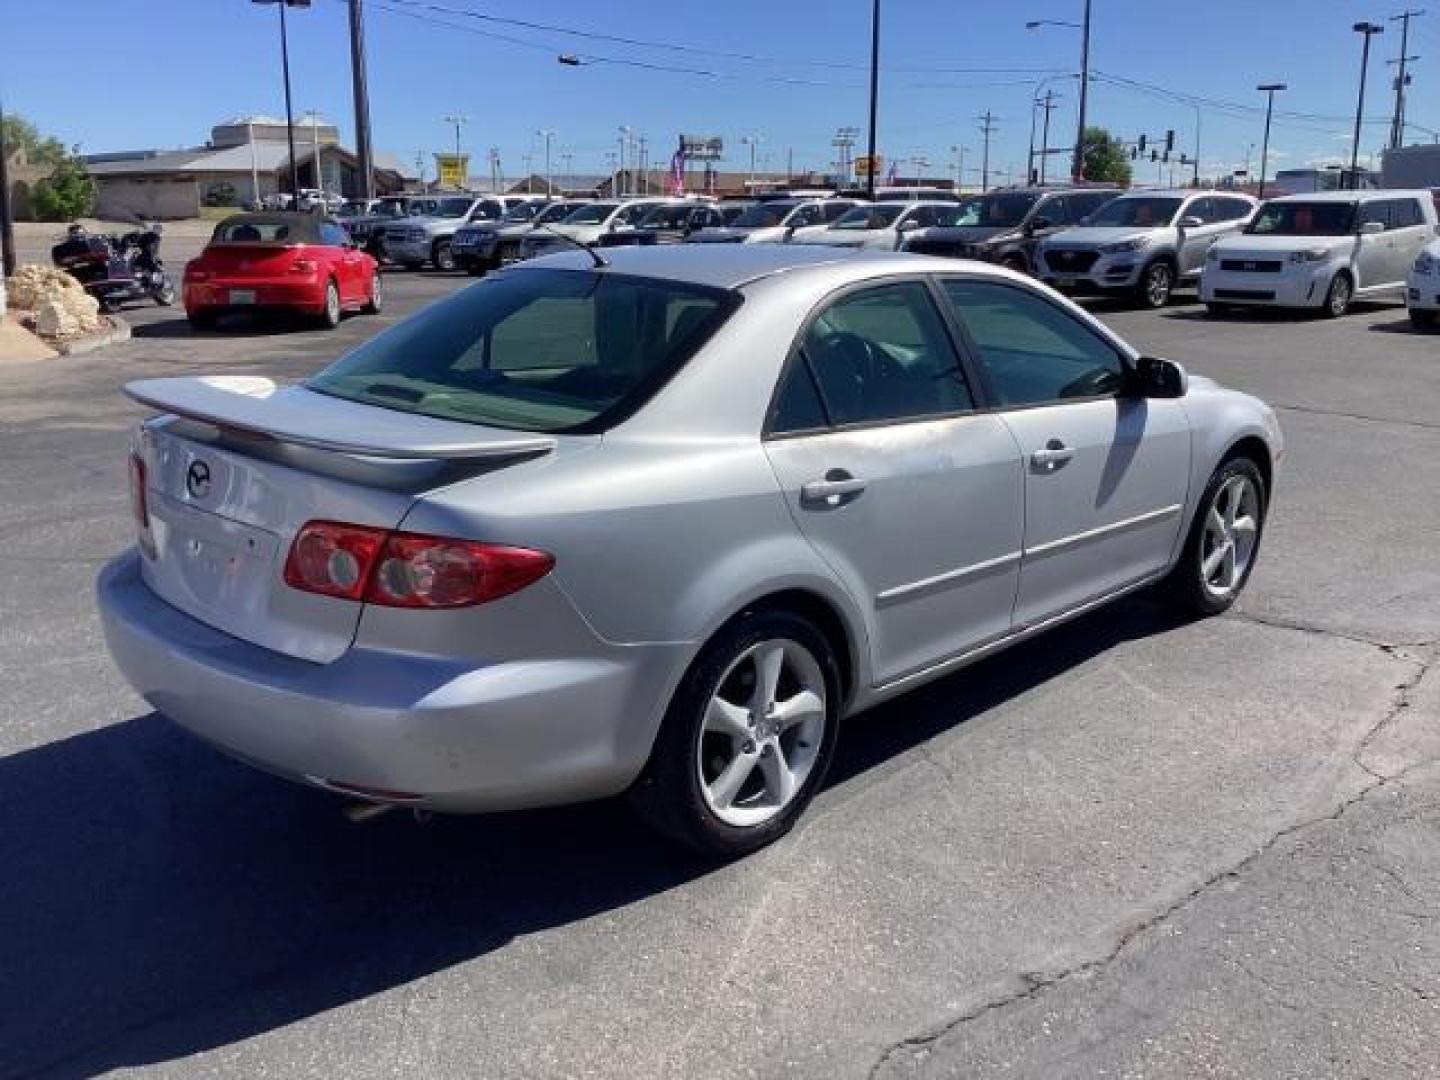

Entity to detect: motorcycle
[50,215,175,311]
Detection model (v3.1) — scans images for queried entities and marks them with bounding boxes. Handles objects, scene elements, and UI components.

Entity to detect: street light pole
[253,0,305,200]
[865,0,881,199]
[1038,90,1060,183]
[347,0,375,199]
[1074,0,1092,181]
[1256,83,1286,198]
[0,97,16,279]
[1351,22,1385,189]
[537,129,555,195]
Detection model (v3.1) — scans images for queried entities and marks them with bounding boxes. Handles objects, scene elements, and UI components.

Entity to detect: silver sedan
[98,244,1283,856]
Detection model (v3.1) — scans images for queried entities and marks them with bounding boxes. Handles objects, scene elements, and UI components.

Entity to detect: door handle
[1030,440,1074,471]
[801,471,867,507]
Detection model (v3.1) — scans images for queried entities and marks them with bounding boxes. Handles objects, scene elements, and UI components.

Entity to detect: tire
[187,309,216,331]
[152,285,176,307]
[629,609,841,858]
[1409,308,1436,329]
[1322,271,1353,318]
[1136,259,1175,309]
[317,279,342,329]
[1205,303,1231,318]
[432,239,455,272]
[466,264,485,277]
[362,272,382,314]
[1160,455,1267,617]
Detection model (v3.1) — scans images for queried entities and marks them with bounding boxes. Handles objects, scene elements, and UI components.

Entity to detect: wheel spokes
[1202,541,1230,581]
[758,746,797,805]
[771,688,823,732]
[705,697,752,741]
[708,749,758,810]
[750,644,785,713]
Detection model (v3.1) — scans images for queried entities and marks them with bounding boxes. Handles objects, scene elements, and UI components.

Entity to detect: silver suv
[1038,190,1258,307]
[384,195,530,271]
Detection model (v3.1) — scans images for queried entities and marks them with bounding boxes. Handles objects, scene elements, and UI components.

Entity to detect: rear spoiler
[124,376,557,461]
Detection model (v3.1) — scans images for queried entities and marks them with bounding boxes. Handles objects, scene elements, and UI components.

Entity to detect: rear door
[938,276,1191,625]
[762,280,1024,684]
[1386,197,1430,282]
[1177,197,1223,277]
[1355,200,1395,288]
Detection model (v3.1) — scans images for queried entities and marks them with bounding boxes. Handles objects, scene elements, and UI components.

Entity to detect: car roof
[1267,189,1431,202]
[511,243,959,290]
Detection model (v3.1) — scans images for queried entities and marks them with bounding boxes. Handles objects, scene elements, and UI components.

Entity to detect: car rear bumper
[1406,279,1440,310]
[184,279,325,313]
[97,551,686,813]
[1199,265,1331,307]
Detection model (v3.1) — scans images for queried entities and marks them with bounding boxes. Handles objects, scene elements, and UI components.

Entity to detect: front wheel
[432,240,455,272]
[1322,272,1352,318]
[152,284,175,306]
[361,272,382,314]
[1161,456,1267,617]
[629,610,841,858]
[1137,260,1175,309]
[1409,308,1436,330]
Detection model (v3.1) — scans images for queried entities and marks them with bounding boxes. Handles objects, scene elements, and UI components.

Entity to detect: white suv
[1202,191,1438,318]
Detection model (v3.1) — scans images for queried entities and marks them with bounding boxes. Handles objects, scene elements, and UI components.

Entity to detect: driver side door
[938,277,1192,626]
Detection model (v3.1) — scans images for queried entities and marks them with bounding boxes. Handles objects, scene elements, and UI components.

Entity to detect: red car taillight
[282,521,554,608]
[290,257,319,274]
[128,452,157,559]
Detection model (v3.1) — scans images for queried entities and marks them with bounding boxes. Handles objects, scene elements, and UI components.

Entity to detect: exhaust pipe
[342,801,396,824]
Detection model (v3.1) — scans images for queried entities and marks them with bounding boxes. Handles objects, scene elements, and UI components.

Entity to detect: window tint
[770,358,829,434]
[1359,201,1390,230]
[788,204,823,227]
[1218,198,1254,221]
[1038,196,1071,226]
[800,282,973,426]
[308,268,736,433]
[1182,198,1215,224]
[1389,198,1424,228]
[820,201,853,222]
[941,279,1127,406]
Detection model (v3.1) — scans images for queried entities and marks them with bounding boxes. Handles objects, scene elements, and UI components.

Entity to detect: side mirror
[897,218,920,232]
[1359,220,1385,235]
[1179,215,1204,229]
[1028,216,1053,234]
[1132,355,1187,399]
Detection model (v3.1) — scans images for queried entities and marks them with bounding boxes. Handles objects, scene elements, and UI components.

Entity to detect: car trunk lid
[127,376,561,663]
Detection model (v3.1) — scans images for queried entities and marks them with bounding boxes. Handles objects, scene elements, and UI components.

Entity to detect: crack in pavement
[1271,401,1440,433]
[868,624,1437,1079]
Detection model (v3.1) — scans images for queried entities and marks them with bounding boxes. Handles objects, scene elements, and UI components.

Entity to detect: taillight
[290,257,319,274]
[184,266,209,281]
[127,453,148,529]
[282,521,554,608]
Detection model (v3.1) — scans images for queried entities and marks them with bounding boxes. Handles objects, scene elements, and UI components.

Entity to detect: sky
[4,0,1438,186]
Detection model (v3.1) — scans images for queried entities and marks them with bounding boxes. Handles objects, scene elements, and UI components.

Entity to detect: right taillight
[282,521,554,608]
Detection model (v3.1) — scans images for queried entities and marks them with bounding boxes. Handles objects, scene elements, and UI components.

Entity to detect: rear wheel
[1136,259,1175,308]
[1322,271,1353,318]
[362,272,382,314]
[629,609,841,858]
[317,280,342,329]
[1161,456,1267,617]
[1409,308,1436,329]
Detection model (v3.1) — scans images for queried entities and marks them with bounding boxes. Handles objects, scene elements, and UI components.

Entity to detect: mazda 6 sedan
[99,245,1282,856]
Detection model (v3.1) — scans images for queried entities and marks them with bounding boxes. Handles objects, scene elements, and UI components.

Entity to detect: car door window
[1218,197,1254,222]
[319,222,349,248]
[1039,196,1071,226]
[941,279,1128,407]
[1359,201,1390,231]
[820,202,853,222]
[782,282,974,430]
[788,205,823,227]
[1182,198,1215,224]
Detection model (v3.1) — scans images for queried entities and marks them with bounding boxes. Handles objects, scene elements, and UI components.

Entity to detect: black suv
[901,186,1120,274]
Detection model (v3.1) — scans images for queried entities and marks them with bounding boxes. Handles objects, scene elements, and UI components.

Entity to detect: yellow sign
[853,154,884,177]
[435,153,470,189]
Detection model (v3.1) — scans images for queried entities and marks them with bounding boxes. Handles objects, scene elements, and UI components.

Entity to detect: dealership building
[84,115,409,219]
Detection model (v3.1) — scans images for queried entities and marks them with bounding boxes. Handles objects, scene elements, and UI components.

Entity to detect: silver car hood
[1045,226,1157,248]
[125,377,556,461]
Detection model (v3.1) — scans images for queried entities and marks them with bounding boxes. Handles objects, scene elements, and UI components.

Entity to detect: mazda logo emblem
[185,460,212,499]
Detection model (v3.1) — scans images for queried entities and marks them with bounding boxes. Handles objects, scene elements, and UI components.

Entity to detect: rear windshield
[211,218,308,244]
[308,268,740,433]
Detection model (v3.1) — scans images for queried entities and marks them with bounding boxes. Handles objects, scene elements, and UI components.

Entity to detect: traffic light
[1150,149,1159,162]
[1138,133,1147,153]
[1164,129,1175,153]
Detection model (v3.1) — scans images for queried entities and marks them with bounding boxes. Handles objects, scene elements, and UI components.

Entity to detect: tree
[1080,126,1132,186]
[31,154,96,221]
[1,113,67,168]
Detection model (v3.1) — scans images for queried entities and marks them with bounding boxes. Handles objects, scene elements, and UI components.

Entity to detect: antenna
[536,225,608,269]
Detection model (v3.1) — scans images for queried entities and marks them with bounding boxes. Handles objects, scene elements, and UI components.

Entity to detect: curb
[54,315,132,357]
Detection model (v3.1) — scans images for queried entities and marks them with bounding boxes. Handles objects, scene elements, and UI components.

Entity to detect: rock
[5,264,106,339]
[34,299,80,339]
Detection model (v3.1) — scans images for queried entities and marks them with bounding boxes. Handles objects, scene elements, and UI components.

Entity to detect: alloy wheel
[1199,474,1260,600]
[1327,274,1352,317]
[325,283,341,325]
[1144,262,1173,307]
[696,638,826,829]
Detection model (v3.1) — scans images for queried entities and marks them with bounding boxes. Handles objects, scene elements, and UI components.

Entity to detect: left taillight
[128,452,156,558]
[290,257,319,275]
[282,521,554,608]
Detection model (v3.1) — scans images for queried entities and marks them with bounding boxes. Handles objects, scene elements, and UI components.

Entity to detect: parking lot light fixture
[252,0,312,201]
[1025,5,1091,182]
[1351,22,1385,190]
[1256,83,1286,198]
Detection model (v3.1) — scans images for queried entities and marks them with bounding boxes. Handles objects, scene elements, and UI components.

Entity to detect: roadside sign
[435,153,470,189]
[853,154,883,177]
[680,136,724,161]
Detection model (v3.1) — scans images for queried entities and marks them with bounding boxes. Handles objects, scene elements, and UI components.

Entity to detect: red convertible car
[183,213,382,330]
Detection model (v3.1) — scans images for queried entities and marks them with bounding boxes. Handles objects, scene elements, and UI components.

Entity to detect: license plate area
[146,494,280,626]
[229,288,257,305]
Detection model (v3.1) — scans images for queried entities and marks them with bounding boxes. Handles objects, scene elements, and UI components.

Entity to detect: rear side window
[820,202,853,222]
[1390,199,1424,228]
[941,279,1127,406]
[1216,197,1255,221]
[319,223,350,247]
[1359,201,1391,230]
[308,268,738,433]
[790,282,973,428]
[1183,198,1216,224]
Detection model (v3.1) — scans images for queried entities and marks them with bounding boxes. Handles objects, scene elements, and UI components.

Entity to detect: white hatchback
[1201,191,1438,318]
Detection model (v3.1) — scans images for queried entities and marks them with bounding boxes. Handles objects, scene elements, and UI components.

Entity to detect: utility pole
[537,129,555,195]
[347,0,374,199]
[1256,85,1285,198]
[950,144,967,191]
[865,0,881,199]
[1351,22,1386,189]
[254,0,304,199]
[561,152,573,192]
[638,134,649,194]
[832,127,859,187]
[442,114,468,187]
[1192,104,1202,186]
[786,147,794,182]
[617,126,631,197]
[0,97,15,279]
[1038,90,1060,184]
[1388,9,1424,150]
[307,111,322,192]
[977,110,998,192]
[488,146,500,193]
[1073,0,1092,181]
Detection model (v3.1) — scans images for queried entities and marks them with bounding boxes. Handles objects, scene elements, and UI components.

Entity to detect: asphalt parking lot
[1,267,1436,1079]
